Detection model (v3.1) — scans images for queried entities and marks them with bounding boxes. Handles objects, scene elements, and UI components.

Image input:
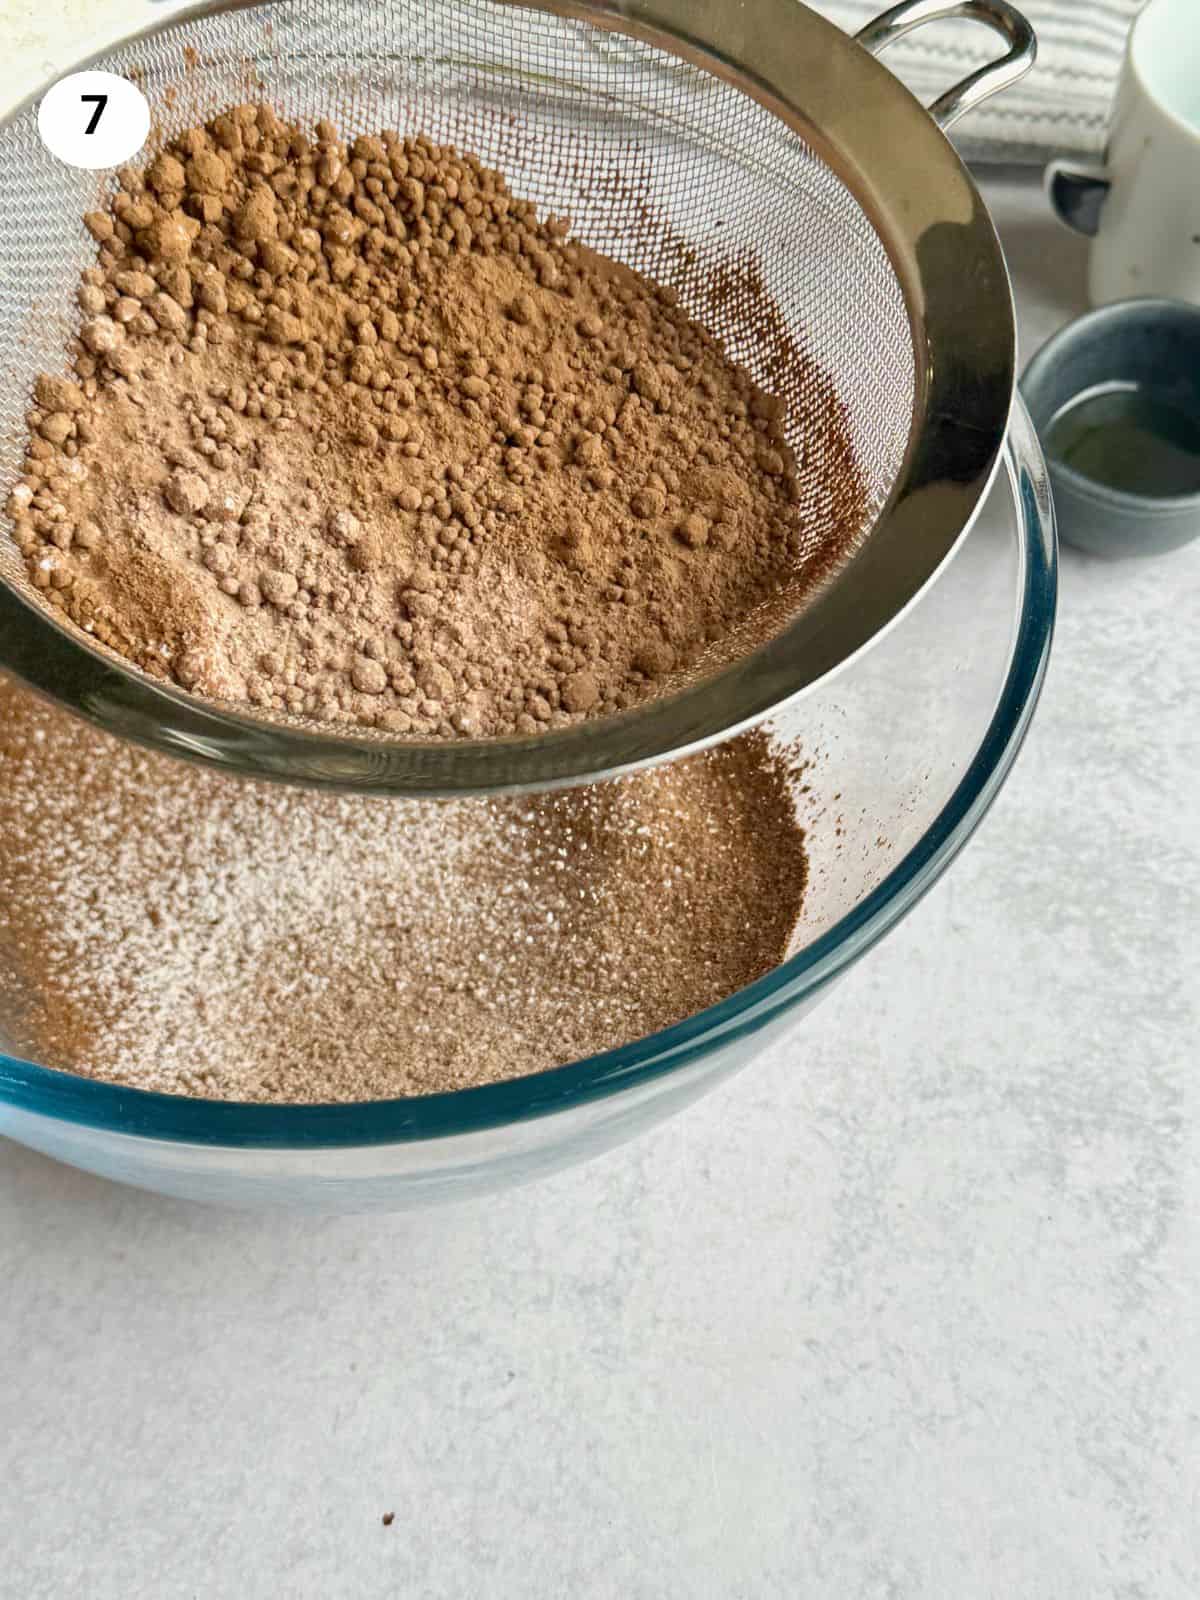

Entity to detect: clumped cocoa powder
[0,673,808,1102]
[9,104,864,738]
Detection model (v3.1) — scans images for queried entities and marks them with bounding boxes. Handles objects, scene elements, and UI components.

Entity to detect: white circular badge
[37,71,151,170]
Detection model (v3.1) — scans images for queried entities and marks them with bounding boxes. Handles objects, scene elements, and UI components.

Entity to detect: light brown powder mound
[0,674,808,1102]
[9,104,865,739]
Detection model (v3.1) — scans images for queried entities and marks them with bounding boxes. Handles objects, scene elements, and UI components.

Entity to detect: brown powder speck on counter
[0,674,809,1102]
[9,105,865,740]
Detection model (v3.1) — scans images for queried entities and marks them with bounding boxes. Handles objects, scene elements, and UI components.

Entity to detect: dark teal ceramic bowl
[1021,298,1200,559]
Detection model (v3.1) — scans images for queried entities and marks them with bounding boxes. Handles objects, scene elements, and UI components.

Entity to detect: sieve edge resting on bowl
[0,0,1035,795]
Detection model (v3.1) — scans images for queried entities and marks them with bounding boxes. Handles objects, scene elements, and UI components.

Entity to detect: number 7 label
[38,71,149,169]
[81,94,109,136]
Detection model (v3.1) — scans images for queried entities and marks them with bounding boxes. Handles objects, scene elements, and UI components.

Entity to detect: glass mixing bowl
[0,400,1055,1212]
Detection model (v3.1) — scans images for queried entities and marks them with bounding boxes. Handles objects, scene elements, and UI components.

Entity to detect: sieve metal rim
[0,0,1033,796]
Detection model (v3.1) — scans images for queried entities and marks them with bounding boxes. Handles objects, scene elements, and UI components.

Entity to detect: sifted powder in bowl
[0,674,808,1102]
[9,105,865,738]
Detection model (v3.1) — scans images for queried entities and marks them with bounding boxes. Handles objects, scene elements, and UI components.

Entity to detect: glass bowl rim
[0,400,1056,1147]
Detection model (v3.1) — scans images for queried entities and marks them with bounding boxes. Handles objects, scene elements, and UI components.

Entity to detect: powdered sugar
[0,675,808,1102]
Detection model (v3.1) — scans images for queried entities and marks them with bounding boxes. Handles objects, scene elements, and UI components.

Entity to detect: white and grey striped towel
[816,1,1142,161]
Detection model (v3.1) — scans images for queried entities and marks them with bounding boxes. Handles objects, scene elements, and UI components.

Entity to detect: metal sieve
[0,0,1035,795]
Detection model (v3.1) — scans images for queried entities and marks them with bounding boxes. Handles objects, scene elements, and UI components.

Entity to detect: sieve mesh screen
[0,0,915,751]
[0,3,908,633]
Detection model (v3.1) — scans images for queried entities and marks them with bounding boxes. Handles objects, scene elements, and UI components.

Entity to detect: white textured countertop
[3,8,1200,1597]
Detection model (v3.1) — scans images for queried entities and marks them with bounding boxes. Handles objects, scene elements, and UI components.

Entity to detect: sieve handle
[855,0,1036,131]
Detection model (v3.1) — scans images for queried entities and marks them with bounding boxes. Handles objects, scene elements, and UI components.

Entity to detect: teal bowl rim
[0,402,1057,1149]
[1021,297,1200,515]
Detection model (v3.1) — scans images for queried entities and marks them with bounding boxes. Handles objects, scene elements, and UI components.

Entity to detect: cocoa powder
[9,105,865,738]
[0,672,808,1101]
